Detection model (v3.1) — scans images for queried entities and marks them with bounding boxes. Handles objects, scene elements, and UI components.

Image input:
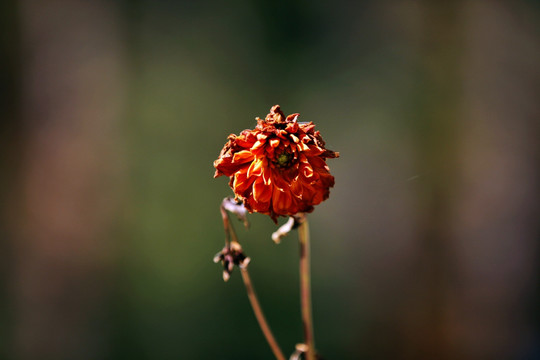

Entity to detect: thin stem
[220,199,285,360]
[220,203,236,244]
[298,217,315,360]
[241,268,286,360]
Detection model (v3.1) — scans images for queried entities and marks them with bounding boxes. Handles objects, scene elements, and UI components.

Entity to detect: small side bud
[222,197,250,229]
[213,241,250,281]
[271,215,304,244]
[289,343,323,360]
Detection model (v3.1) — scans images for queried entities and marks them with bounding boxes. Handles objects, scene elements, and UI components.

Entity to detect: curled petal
[247,158,264,178]
[233,150,254,164]
[301,162,315,180]
[233,171,255,195]
[251,140,266,151]
[253,178,273,203]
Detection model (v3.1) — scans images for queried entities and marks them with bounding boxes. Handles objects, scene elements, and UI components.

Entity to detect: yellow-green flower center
[277,153,291,166]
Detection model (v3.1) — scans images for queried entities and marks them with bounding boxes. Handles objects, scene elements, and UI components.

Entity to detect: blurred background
[1,0,540,359]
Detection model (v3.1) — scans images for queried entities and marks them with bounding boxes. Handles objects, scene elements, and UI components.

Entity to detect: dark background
[1,1,540,359]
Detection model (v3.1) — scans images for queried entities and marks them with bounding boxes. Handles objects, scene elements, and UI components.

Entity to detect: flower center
[276,152,292,167]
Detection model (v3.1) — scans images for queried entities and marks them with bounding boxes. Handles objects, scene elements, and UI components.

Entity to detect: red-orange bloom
[214,105,339,222]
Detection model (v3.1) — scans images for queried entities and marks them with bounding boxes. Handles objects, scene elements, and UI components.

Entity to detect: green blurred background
[1,1,540,359]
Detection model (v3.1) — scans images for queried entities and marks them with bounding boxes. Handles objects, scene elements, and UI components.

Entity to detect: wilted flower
[213,241,250,282]
[214,105,339,222]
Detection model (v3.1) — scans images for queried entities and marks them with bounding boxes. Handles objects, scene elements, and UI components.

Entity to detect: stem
[298,217,315,360]
[220,202,236,244]
[241,268,286,360]
[220,199,285,360]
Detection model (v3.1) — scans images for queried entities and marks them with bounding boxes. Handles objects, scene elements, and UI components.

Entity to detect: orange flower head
[214,105,339,222]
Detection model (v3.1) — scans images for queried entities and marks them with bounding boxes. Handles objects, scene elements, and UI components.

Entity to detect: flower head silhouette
[214,105,339,222]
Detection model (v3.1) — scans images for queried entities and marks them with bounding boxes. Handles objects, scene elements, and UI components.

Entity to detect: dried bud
[289,343,324,360]
[271,215,304,244]
[213,241,251,281]
[221,197,249,229]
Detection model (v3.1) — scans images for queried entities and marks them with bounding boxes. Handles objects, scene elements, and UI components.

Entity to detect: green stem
[298,217,315,360]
